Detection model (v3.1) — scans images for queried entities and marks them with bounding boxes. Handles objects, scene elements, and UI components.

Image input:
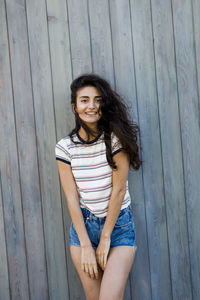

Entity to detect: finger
[98,254,104,270]
[103,253,107,269]
[93,264,99,279]
[101,255,105,270]
[100,255,104,270]
[81,262,85,272]
[96,254,101,267]
[101,255,104,270]
[88,265,94,279]
[96,253,101,266]
[84,264,89,275]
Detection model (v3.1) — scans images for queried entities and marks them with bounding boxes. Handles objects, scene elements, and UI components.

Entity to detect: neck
[78,126,100,141]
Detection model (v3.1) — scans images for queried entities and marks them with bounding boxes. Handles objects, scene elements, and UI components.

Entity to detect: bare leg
[70,246,103,300]
[99,246,137,300]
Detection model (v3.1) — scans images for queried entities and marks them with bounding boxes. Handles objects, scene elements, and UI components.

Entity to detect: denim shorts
[69,205,137,250]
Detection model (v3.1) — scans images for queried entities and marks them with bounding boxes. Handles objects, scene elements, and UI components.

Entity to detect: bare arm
[57,160,98,279]
[96,150,130,269]
[57,160,91,246]
[102,151,130,236]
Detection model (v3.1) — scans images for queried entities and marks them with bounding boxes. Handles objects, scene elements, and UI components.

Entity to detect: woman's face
[73,86,102,128]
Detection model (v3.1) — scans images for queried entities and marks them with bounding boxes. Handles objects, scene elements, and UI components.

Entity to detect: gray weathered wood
[46,0,74,133]
[192,0,200,109]
[0,171,10,300]
[25,0,69,298]
[5,0,49,298]
[0,4,10,298]
[67,0,92,78]
[88,0,114,87]
[1,0,199,299]
[151,0,193,299]
[110,1,151,299]
[0,0,29,298]
[172,0,200,298]
[132,0,172,299]
[46,0,75,299]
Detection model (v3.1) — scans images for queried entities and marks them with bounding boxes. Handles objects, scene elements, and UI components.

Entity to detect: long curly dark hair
[69,73,142,170]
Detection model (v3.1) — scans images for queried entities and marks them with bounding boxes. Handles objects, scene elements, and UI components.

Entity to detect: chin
[80,119,99,127]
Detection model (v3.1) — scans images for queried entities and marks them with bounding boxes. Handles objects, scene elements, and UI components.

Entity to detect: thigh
[70,245,103,300]
[99,245,137,300]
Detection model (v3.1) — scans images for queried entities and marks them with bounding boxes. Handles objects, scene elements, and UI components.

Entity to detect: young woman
[55,73,142,300]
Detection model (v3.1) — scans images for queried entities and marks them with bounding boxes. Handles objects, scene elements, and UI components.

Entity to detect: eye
[81,99,88,103]
[96,98,102,103]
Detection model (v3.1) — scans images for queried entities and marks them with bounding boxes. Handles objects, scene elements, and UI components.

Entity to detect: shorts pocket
[114,210,133,228]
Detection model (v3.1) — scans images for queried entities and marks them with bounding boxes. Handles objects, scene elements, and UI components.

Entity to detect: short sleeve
[111,133,123,156]
[55,138,71,165]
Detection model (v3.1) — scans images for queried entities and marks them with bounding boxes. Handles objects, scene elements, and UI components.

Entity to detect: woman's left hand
[96,235,111,270]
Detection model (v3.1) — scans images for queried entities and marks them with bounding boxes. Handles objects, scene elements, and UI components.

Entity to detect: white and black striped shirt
[55,131,131,217]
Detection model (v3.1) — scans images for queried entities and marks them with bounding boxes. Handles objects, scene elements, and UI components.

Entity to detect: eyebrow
[79,96,102,98]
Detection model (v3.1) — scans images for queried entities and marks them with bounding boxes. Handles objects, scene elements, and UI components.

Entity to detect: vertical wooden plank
[192,0,200,107]
[151,0,192,299]
[110,0,136,113]
[46,0,74,134]
[0,3,10,300]
[5,0,49,298]
[25,0,69,298]
[0,0,30,299]
[46,0,80,299]
[110,1,151,299]
[0,173,10,300]
[67,0,92,78]
[131,0,173,299]
[172,0,200,298]
[88,0,114,86]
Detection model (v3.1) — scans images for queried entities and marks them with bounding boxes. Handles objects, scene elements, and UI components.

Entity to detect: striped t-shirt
[55,131,131,217]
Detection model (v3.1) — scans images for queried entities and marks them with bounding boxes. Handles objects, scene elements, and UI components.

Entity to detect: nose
[88,99,96,109]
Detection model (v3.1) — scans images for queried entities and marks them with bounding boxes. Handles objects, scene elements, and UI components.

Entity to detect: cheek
[75,104,85,114]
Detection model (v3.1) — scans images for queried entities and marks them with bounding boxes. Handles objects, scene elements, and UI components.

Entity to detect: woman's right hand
[81,244,99,279]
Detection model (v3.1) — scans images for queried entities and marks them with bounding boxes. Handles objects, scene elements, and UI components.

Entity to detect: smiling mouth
[85,112,98,115]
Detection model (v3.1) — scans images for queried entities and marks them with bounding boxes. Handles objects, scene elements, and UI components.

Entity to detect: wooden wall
[0,0,200,299]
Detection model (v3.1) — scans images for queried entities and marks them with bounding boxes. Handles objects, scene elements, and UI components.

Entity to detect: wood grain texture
[1,0,199,299]
[172,0,200,299]
[46,0,74,134]
[88,0,114,86]
[25,0,69,298]
[151,0,192,299]
[110,1,151,299]
[46,0,75,299]
[5,0,49,298]
[192,0,200,112]
[67,0,92,78]
[132,0,173,299]
[109,1,135,299]
[0,3,10,298]
[0,172,10,300]
[1,0,29,298]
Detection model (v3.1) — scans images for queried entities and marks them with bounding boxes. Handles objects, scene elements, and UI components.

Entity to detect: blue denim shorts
[69,205,137,250]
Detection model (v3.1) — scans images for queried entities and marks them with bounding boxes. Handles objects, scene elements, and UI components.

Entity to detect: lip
[85,112,98,115]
